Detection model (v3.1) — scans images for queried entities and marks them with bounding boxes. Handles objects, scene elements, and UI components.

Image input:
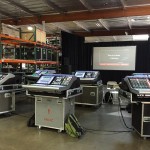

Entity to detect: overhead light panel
[27,26,33,31]
[133,34,149,41]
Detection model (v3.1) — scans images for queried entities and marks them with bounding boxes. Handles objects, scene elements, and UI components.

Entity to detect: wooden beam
[1,5,150,25]
[73,28,150,37]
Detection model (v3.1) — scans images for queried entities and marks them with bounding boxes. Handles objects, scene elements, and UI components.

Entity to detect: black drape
[61,31,150,84]
[84,41,150,84]
[61,31,86,73]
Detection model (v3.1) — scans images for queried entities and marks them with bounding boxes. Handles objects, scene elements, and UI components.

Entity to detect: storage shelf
[0,34,60,51]
[0,34,36,45]
[0,59,58,65]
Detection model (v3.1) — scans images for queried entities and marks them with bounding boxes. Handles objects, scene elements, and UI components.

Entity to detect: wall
[61,31,150,84]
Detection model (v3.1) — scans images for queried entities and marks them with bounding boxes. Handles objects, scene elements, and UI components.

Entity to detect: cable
[83,127,131,135]
[118,97,133,130]
[85,128,131,133]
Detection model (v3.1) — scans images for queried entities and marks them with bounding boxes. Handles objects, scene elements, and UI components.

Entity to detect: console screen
[35,70,42,74]
[51,76,65,85]
[75,72,85,78]
[37,75,54,84]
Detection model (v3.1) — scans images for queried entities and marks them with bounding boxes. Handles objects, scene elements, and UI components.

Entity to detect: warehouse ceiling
[0,0,150,42]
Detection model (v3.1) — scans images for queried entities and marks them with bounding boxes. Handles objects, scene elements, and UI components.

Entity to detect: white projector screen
[93,46,136,71]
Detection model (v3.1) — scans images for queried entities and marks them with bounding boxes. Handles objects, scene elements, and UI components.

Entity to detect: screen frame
[92,46,137,71]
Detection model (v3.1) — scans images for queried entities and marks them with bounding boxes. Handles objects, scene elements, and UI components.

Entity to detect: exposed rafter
[4,0,36,16]
[120,0,126,9]
[73,28,150,37]
[79,0,93,12]
[50,23,71,33]
[73,21,90,32]
[113,36,117,41]
[127,17,132,29]
[43,0,66,14]
[2,5,150,25]
[0,9,16,19]
[1,6,150,30]
[98,19,109,31]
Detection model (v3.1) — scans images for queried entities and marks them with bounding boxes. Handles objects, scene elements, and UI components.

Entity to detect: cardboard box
[21,26,46,43]
[1,23,20,38]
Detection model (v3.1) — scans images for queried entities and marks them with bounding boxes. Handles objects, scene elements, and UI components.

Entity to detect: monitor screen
[93,46,136,71]
[75,72,85,78]
[37,75,54,84]
[40,70,48,75]
[35,70,42,74]
[51,76,64,85]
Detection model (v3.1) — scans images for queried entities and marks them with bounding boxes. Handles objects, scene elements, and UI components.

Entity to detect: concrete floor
[0,96,150,150]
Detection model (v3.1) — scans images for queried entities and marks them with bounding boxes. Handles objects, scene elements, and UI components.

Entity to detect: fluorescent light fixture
[133,34,149,41]
[27,26,33,31]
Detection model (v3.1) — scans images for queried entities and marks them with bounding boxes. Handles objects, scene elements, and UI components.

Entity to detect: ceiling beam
[113,36,117,41]
[120,0,126,9]
[43,0,66,14]
[98,19,109,30]
[2,5,150,25]
[73,28,150,37]
[0,10,16,19]
[4,0,36,16]
[50,23,71,33]
[73,21,90,32]
[127,17,132,29]
[79,0,93,12]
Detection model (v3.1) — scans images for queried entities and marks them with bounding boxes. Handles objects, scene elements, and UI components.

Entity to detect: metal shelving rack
[0,34,60,72]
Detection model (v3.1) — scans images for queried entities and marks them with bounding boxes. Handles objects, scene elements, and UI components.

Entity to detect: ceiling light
[131,19,135,22]
[133,34,149,41]
[27,26,33,31]
[147,16,150,19]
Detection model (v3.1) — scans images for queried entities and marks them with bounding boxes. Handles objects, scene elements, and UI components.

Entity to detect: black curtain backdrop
[61,31,86,73]
[84,40,150,84]
[61,31,150,84]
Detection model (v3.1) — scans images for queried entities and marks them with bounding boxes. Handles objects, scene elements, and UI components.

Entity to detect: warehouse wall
[61,31,150,84]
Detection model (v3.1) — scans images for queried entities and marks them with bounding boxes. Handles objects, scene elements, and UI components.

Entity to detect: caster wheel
[38,126,41,129]
[58,129,62,133]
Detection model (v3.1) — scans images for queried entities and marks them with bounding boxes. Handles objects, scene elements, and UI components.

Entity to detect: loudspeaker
[61,65,72,74]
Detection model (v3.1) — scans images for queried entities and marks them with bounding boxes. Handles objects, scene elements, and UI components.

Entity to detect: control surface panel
[75,71,101,84]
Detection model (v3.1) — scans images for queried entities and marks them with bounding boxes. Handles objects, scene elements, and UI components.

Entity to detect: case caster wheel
[58,129,62,133]
[38,126,41,129]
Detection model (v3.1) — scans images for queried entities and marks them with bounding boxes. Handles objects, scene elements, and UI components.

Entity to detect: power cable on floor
[84,128,132,135]
[118,97,133,130]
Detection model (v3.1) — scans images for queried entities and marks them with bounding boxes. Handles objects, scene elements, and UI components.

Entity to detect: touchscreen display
[75,72,85,78]
[35,70,42,74]
[37,75,54,84]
